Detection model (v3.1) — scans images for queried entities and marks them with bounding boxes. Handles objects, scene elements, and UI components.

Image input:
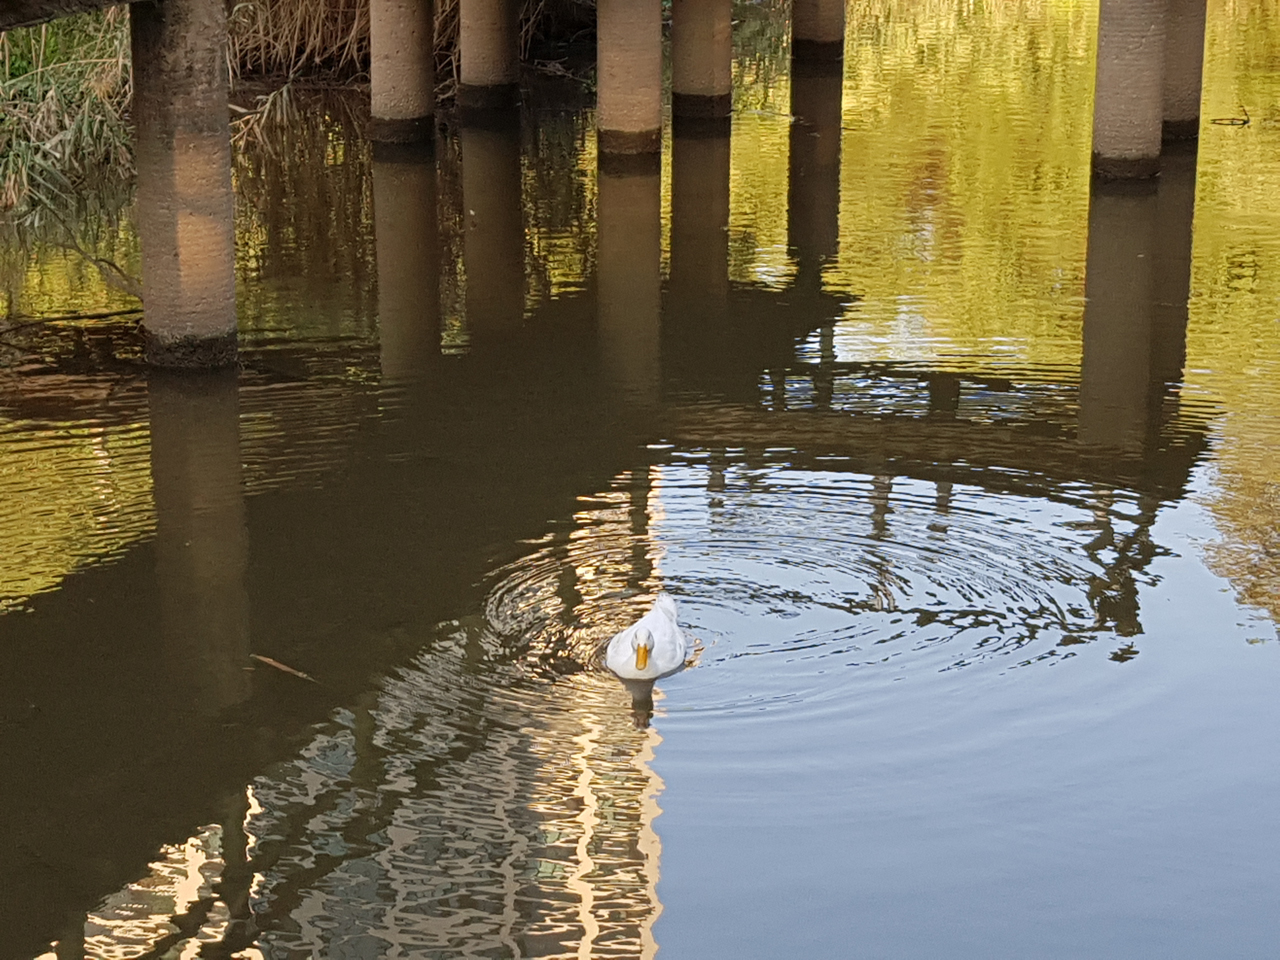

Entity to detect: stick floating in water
[250,654,318,683]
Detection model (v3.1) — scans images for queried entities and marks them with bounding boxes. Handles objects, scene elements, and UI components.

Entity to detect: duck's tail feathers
[653,593,679,618]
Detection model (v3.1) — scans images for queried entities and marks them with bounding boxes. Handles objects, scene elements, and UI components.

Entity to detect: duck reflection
[622,678,657,728]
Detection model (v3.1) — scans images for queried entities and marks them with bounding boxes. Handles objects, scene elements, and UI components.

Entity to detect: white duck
[605,594,690,681]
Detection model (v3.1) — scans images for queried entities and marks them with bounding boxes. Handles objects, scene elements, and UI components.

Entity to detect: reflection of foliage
[825,0,1097,365]
[232,89,378,349]
[1193,0,1280,625]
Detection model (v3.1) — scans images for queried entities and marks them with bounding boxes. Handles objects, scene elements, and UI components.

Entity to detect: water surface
[3,1,1280,957]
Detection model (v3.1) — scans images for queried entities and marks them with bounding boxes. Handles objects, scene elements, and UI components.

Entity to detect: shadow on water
[2,15,1272,955]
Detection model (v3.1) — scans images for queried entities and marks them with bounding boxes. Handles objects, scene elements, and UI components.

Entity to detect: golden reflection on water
[2,1,1279,622]
[1192,0,1280,622]
[6,1,1280,951]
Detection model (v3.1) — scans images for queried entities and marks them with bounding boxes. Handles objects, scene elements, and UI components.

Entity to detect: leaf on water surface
[250,653,318,683]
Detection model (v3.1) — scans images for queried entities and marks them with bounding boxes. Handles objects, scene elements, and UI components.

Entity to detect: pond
[2,1,1279,958]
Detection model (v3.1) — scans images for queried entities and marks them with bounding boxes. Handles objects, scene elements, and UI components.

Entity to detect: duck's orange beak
[635,645,650,670]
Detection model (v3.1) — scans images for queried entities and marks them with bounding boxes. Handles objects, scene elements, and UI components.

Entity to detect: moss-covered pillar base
[597,0,663,164]
[1092,0,1166,179]
[792,0,845,63]
[672,0,733,132]
[458,0,519,118]
[1163,0,1206,140]
[369,0,435,142]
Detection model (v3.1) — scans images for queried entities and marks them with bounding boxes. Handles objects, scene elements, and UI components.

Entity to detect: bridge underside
[0,0,134,32]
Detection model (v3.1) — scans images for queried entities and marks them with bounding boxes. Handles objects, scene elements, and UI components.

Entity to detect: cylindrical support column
[1091,0,1166,179]
[788,61,843,296]
[369,0,435,142]
[792,0,845,63]
[130,0,237,368]
[373,144,441,382]
[672,0,734,129]
[458,0,519,115]
[598,167,662,405]
[1163,0,1206,140]
[671,131,731,314]
[1079,180,1160,453]
[461,114,525,348]
[597,0,663,163]
[149,369,251,714]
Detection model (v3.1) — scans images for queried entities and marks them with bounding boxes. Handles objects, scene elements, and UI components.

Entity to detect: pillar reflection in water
[788,60,843,297]
[461,113,525,348]
[598,165,662,404]
[1079,145,1196,453]
[373,143,441,381]
[670,130,731,322]
[149,370,250,714]
[1079,181,1158,453]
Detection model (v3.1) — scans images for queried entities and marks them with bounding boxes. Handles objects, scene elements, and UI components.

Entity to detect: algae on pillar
[131,0,237,368]
[458,0,520,115]
[597,0,663,162]
[792,0,845,62]
[1163,0,1207,140]
[1091,0,1166,178]
[369,0,436,142]
[672,0,734,129]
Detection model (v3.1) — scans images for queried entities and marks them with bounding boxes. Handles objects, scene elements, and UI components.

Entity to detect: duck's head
[631,629,654,671]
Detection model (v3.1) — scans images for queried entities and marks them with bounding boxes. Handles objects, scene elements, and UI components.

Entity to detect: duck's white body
[605,594,690,681]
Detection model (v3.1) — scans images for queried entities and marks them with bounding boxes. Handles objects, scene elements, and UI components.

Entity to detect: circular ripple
[481,458,1150,715]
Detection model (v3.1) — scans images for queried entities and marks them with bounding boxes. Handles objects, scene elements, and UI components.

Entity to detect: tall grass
[0,6,131,220]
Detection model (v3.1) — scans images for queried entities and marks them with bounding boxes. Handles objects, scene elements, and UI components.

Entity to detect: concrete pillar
[672,0,734,129]
[1163,0,1206,139]
[131,0,237,368]
[373,143,441,381]
[788,61,843,296]
[792,0,845,63]
[598,167,662,404]
[369,0,435,142]
[458,0,519,115]
[597,0,663,163]
[670,131,732,317]
[461,114,525,347]
[148,370,251,714]
[1091,0,1166,179]
[1079,181,1159,453]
